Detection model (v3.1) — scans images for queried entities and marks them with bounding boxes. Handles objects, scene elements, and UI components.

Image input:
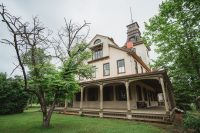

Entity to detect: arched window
[94,39,101,45]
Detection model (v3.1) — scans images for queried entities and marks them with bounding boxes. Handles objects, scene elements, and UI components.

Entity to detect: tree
[0,73,29,114]
[0,4,93,127]
[144,0,200,110]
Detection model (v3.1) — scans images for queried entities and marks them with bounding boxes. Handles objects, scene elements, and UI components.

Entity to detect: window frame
[115,85,127,101]
[117,59,126,74]
[92,49,103,60]
[103,63,110,76]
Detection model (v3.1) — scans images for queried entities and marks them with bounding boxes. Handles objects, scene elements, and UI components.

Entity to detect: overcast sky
[0,0,163,76]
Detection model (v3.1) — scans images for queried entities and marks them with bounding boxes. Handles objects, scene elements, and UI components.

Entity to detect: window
[92,49,103,60]
[134,60,138,74]
[94,39,101,45]
[92,66,96,78]
[141,66,143,73]
[87,87,98,101]
[103,63,110,76]
[117,59,125,73]
[136,85,142,101]
[116,85,127,101]
[143,88,147,101]
[103,86,113,101]
[131,48,136,53]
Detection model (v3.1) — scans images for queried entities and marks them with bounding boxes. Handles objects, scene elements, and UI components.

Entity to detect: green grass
[0,108,169,133]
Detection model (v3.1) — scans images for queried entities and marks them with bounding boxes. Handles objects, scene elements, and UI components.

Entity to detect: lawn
[0,108,169,133]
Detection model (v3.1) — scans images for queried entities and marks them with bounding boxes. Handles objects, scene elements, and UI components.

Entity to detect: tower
[125,22,151,67]
[126,22,141,43]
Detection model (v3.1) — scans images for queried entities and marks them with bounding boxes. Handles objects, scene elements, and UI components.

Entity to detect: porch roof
[80,70,170,85]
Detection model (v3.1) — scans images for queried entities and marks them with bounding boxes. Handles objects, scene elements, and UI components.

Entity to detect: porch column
[79,86,84,115]
[166,83,175,109]
[141,88,144,101]
[125,81,132,119]
[64,99,67,113]
[64,99,67,108]
[160,78,169,112]
[113,85,116,101]
[99,84,103,117]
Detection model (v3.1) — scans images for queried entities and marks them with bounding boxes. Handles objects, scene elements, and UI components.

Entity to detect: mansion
[65,22,176,123]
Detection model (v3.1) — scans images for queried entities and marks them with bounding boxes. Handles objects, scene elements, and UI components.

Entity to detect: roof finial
[130,7,134,24]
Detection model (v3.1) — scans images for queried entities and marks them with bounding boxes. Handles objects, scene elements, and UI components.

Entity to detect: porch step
[103,114,126,119]
[63,109,173,123]
[83,110,99,115]
[83,113,99,117]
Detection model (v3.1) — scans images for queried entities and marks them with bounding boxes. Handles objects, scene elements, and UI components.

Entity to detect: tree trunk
[43,114,51,128]
[41,103,55,128]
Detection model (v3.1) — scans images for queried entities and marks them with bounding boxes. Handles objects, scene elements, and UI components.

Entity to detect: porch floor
[56,106,166,115]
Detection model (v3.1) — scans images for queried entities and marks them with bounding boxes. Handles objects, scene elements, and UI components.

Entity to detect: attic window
[94,39,101,45]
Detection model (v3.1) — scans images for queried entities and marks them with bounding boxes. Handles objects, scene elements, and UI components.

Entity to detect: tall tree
[144,0,200,110]
[0,4,93,127]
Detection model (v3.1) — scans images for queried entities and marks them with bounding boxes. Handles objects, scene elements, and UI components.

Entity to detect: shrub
[0,73,29,115]
[183,112,200,133]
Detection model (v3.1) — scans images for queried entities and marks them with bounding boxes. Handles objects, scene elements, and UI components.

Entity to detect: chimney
[126,41,133,49]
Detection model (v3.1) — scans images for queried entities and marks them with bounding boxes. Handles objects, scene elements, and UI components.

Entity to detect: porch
[64,71,176,123]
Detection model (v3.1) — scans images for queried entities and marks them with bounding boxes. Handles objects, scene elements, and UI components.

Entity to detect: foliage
[0,73,29,114]
[183,112,200,133]
[144,0,200,110]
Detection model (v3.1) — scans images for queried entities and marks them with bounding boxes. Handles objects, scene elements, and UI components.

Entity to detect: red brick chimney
[126,41,133,49]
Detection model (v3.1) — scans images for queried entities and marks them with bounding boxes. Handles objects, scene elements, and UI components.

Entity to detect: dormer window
[92,48,103,60]
[94,39,101,45]
[91,39,103,60]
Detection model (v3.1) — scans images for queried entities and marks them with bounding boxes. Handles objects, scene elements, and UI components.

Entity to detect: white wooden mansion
[64,22,176,123]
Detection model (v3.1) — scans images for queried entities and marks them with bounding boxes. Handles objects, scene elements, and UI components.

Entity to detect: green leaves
[0,73,29,114]
[144,0,200,109]
[61,43,93,79]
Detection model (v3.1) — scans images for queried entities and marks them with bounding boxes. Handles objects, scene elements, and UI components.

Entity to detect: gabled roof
[89,34,118,46]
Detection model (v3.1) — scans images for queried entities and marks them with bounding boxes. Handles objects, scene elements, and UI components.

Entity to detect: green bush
[183,112,200,133]
[0,73,29,115]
